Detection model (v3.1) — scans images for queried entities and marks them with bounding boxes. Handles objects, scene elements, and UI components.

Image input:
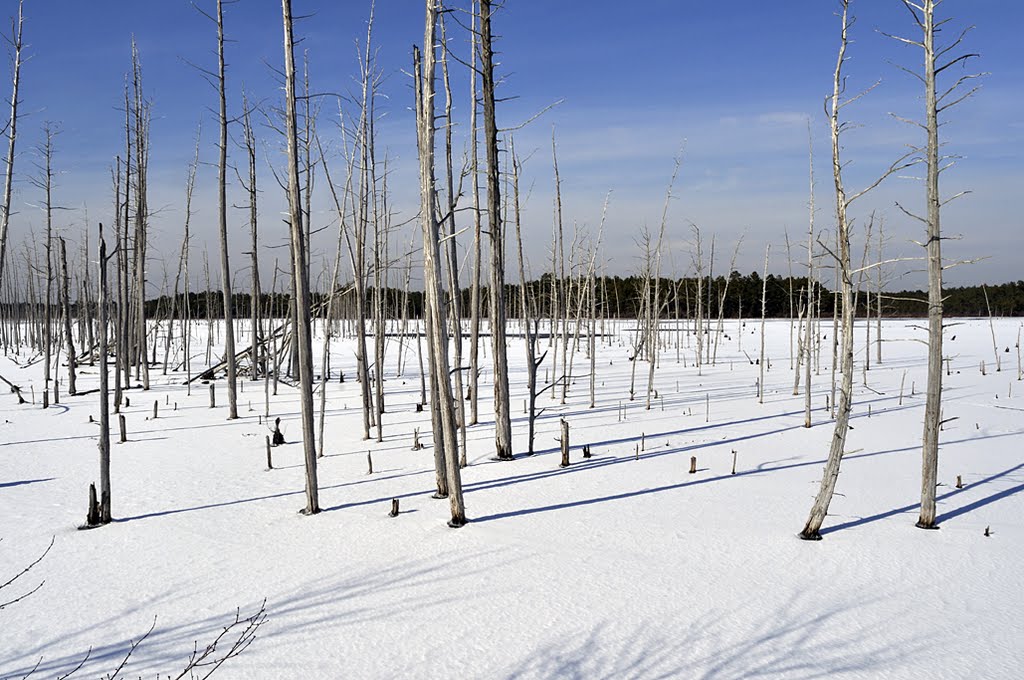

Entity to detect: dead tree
[800,0,912,539]
[886,0,982,529]
[467,0,482,427]
[240,95,262,380]
[59,238,76,396]
[711,238,743,366]
[192,0,240,418]
[281,0,319,515]
[30,123,58,407]
[804,127,815,427]
[587,195,609,409]
[511,139,546,454]
[800,3,857,540]
[414,0,466,526]
[758,244,769,404]
[645,157,678,410]
[351,10,375,442]
[129,40,151,392]
[86,223,114,527]
[439,9,467,461]
[162,125,199,377]
[480,0,513,461]
[551,129,568,405]
[0,0,23,288]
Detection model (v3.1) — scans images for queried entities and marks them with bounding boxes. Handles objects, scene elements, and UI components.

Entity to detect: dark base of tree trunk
[492,454,515,462]
[77,521,106,531]
[447,516,468,528]
[915,521,940,530]
[432,492,449,500]
[85,483,99,525]
[299,507,321,516]
[798,530,823,541]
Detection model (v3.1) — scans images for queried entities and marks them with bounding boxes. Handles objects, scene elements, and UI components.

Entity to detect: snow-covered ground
[2,318,1022,678]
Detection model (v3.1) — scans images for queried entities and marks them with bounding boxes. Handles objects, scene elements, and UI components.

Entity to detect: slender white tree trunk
[281,0,319,515]
[415,0,465,525]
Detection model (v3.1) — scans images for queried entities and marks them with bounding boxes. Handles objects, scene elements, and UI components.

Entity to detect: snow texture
[1,318,1022,678]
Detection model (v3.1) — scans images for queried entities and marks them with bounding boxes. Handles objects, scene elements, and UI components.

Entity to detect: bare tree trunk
[480,0,513,461]
[785,228,795,371]
[352,14,374,442]
[211,0,238,418]
[0,0,23,288]
[875,221,884,365]
[467,0,481,427]
[646,158,678,410]
[588,196,609,410]
[552,131,569,406]
[983,286,1000,372]
[414,1,466,525]
[131,40,150,392]
[112,158,124,411]
[242,95,262,381]
[801,1,857,539]
[35,124,56,408]
[805,134,815,427]
[281,0,319,515]
[914,0,954,529]
[759,245,769,405]
[694,230,704,375]
[317,157,347,458]
[167,126,200,379]
[60,238,76,396]
[510,139,543,454]
[712,240,742,366]
[439,12,467,464]
[97,224,112,524]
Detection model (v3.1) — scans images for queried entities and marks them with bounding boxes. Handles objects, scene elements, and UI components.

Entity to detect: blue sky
[7,0,1023,291]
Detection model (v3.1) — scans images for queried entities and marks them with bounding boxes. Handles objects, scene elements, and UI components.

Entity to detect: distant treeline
[126,273,1024,320]
[6,273,1020,321]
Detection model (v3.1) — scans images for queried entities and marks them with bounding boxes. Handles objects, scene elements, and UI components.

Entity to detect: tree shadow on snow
[821,460,1024,535]
[117,468,428,523]
[500,591,930,679]
[0,477,55,489]
[469,430,1024,524]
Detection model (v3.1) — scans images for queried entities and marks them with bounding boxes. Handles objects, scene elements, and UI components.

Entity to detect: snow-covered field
[2,318,1022,679]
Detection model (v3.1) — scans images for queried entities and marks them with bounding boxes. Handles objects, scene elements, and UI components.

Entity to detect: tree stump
[559,419,570,468]
[272,417,284,446]
[389,498,400,517]
[266,435,273,470]
[153,400,158,419]
[85,483,99,527]
[689,456,697,474]
[731,450,737,475]
[209,383,216,408]
[583,444,591,459]
[118,414,126,443]
[367,451,374,475]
